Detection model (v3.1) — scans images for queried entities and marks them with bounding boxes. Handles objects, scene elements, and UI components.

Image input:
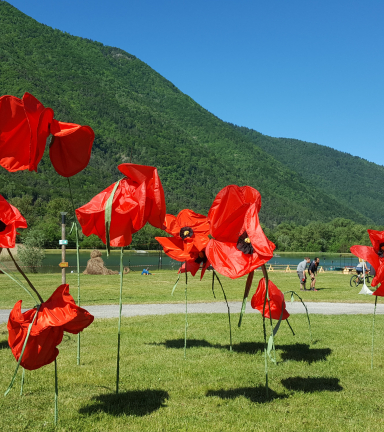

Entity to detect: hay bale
[83,249,119,275]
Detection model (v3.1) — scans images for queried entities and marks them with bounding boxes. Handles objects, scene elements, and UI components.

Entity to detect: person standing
[297,257,310,291]
[308,257,320,291]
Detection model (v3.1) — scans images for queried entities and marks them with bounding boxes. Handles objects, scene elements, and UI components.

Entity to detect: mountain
[0,1,381,228]
[236,127,384,225]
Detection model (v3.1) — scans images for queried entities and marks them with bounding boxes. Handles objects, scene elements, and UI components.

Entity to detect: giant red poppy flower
[205,185,275,279]
[0,194,27,249]
[76,163,166,247]
[0,92,94,177]
[251,278,290,320]
[7,284,94,370]
[156,209,210,261]
[351,230,384,294]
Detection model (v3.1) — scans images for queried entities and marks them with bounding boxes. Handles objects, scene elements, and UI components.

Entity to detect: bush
[18,229,46,273]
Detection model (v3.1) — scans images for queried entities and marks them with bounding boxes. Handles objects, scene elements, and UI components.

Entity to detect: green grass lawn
[1,313,384,431]
[0,269,379,310]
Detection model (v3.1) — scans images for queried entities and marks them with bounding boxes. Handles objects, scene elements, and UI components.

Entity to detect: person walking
[297,257,310,291]
[308,257,320,291]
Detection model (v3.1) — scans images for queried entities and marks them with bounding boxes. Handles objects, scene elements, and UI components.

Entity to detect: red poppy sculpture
[76,163,166,247]
[76,162,166,393]
[0,92,94,177]
[8,284,94,370]
[0,194,27,249]
[155,209,210,278]
[205,185,275,279]
[351,230,384,294]
[251,278,290,320]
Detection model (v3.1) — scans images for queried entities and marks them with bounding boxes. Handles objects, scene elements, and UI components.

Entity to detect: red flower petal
[49,119,94,177]
[76,181,134,247]
[155,236,195,261]
[118,163,166,230]
[251,278,290,320]
[205,239,270,279]
[368,230,384,254]
[0,93,52,172]
[208,185,261,243]
[0,95,33,172]
[178,260,201,277]
[7,285,93,370]
[244,204,275,259]
[175,209,210,236]
[77,164,166,247]
[350,245,380,273]
[0,195,27,248]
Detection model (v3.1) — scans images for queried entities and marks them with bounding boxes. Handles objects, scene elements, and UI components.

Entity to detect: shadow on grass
[150,338,222,349]
[79,389,169,417]
[281,377,343,393]
[278,343,332,364]
[232,342,331,364]
[151,340,331,364]
[0,340,9,349]
[206,386,287,403]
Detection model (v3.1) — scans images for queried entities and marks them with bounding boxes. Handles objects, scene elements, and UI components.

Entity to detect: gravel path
[1,301,383,324]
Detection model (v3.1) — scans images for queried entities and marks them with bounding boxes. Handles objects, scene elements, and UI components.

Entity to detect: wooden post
[61,212,67,285]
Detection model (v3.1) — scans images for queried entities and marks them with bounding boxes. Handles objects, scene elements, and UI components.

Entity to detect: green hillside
[236,127,384,225]
[0,1,379,229]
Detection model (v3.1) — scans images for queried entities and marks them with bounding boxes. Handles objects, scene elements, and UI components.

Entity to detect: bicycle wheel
[365,275,372,286]
[350,275,359,287]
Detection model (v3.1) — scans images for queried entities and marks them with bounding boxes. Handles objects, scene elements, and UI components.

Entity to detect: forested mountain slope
[0,1,379,227]
[236,127,384,225]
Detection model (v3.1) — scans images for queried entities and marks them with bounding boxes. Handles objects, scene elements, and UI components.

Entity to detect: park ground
[1,270,384,431]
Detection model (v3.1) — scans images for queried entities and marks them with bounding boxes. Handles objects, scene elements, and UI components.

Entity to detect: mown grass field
[1,312,384,431]
[0,269,379,310]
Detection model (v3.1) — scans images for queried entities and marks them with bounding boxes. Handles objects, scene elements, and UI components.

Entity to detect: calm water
[34,251,357,274]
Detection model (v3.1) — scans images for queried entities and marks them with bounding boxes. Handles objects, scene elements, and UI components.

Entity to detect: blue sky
[6,0,384,165]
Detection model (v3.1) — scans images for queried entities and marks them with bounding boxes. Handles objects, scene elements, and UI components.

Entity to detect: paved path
[1,301,384,324]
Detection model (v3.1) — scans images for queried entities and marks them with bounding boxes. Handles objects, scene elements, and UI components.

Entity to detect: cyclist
[356,261,370,282]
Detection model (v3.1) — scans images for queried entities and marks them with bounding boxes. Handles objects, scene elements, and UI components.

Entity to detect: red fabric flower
[351,230,384,293]
[178,251,211,280]
[0,92,94,177]
[205,185,275,279]
[156,209,210,262]
[7,284,94,370]
[0,194,27,249]
[76,163,166,247]
[251,278,290,320]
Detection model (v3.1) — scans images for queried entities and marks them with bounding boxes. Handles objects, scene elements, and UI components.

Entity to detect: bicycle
[350,272,372,287]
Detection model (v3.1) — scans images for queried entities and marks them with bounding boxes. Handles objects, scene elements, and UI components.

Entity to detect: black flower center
[237,231,254,255]
[195,250,207,264]
[180,226,194,240]
[377,243,384,258]
[0,220,6,233]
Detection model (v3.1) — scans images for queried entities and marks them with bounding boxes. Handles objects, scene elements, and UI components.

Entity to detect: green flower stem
[5,305,41,396]
[213,270,232,351]
[184,263,188,359]
[7,248,44,303]
[371,295,378,369]
[261,264,274,398]
[67,178,82,365]
[0,263,37,304]
[20,368,25,396]
[116,247,124,393]
[238,270,254,327]
[54,359,58,426]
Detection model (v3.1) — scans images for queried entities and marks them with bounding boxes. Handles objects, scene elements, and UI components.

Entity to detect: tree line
[9,194,379,253]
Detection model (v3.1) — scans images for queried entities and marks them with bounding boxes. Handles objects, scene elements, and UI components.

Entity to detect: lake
[29,250,357,273]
